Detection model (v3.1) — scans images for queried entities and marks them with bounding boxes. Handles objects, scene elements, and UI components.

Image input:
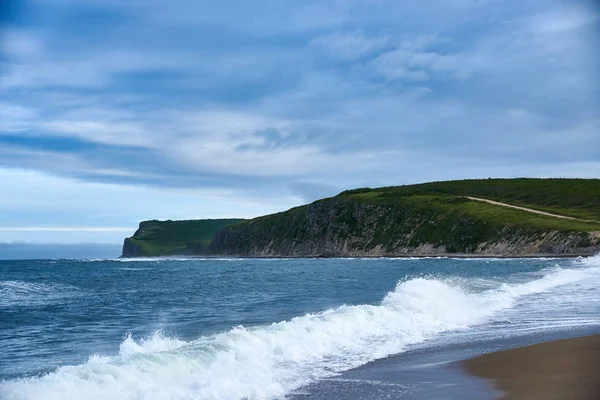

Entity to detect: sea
[1,255,599,400]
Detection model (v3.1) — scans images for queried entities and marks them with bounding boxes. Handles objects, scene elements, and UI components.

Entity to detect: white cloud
[506,108,537,122]
[2,59,110,89]
[0,103,37,132]
[0,168,292,213]
[1,0,598,246]
[1,30,44,58]
[42,119,151,148]
[372,47,480,81]
[0,167,302,242]
[530,6,599,34]
[0,227,133,232]
[156,109,381,177]
[368,33,485,81]
[309,31,389,60]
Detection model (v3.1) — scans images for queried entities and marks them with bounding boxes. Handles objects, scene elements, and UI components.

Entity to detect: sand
[463,335,600,399]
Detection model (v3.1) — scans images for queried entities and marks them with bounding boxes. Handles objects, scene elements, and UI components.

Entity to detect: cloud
[290,181,344,202]
[309,31,390,61]
[0,167,302,242]
[41,119,151,148]
[371,36,482,81]
[0,227,133,232]
[2,48,194,89]
[1,29,44,58]
[0,102,37,131]
[1,0,599,242]
[530,5,599,34]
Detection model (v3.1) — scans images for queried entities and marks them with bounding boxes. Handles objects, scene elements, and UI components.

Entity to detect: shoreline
[463,335,600,399]
[292,327,600,400]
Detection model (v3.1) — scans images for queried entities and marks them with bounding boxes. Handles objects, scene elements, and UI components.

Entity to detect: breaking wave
[1,258,598,400]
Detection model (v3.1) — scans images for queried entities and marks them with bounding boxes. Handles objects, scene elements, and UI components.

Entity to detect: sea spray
[2,262,597,400]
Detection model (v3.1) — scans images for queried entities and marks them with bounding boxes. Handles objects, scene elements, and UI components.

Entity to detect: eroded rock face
[121,222,155,257]
[121,193,600,258]
[208,199,600,257]
[121,238,142,258]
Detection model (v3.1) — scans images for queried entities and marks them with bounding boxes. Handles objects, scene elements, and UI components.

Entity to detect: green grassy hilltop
[342,178,600,221]
[122,179,600,257]
[122,219,245,257]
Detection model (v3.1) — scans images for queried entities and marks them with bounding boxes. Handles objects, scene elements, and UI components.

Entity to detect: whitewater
[1,256,599,400]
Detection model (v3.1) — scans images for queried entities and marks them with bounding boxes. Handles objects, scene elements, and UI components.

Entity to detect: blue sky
[0,0,599,244]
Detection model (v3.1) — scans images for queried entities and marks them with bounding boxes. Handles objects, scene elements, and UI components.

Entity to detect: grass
[346,192,600,232]
[336,193,600,252]
[125,179,600,256]
[340,178,600,221]
[126,219,245,256]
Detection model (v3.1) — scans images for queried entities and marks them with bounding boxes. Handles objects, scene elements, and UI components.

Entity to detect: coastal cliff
[208,196,600,257]
[122,179,600,258]
[122,219,246,257]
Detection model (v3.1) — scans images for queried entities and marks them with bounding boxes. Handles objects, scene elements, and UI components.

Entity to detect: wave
[1,262,597,400]
[116,267,155,271]
[118,332,187,357]
[89,257,245,262]
[0,281,80,308]
[107,257,194,262]
[576,253,600,268]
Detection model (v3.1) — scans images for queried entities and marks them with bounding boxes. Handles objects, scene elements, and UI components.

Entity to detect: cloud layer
[1,0,599,242]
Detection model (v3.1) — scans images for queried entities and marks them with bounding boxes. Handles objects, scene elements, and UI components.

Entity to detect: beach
[464,335,600,399]
[291,326,600,399]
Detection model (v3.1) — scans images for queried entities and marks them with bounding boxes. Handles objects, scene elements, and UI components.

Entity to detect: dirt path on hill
[465,197,598,223]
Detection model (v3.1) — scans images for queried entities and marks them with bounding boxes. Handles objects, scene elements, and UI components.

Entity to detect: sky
[0,0,599,246]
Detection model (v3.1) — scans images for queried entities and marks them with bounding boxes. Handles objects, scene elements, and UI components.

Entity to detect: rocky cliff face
[122,238,143,258]
[208,198,600,257]
[121,223,152,257]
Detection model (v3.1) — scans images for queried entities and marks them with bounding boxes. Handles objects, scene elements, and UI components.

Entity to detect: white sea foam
[118,332,187,356]
[114,257,192,262]
[1,261,598,400]
[110,257,245,262]
[576,253,600,268]
[117,267,155,271]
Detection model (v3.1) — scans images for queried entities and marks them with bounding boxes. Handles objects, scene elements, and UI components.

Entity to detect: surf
[2,259,597,400]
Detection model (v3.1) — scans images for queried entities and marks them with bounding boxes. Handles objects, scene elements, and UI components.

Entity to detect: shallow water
[1,255,599,399]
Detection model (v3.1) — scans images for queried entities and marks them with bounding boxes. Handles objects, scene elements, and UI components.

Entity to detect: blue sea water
[1,256,599,399]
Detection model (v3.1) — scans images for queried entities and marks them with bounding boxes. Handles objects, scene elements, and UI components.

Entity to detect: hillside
[122,179,600,257]
[340,179,600,221]
[122,219,246,257]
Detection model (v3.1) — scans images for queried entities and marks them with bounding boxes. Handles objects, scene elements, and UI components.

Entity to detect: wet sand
[464,335,600,399]
[291,328,600,399]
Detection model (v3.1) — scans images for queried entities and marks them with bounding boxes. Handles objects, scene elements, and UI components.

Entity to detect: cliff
[123,179,600,257]
[122,219,246,257]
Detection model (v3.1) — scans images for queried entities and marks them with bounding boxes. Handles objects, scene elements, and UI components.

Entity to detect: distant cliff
[123,179,600,258]
[122,219,246,257]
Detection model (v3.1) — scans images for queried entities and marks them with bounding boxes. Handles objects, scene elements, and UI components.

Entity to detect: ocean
[1,256,599,399]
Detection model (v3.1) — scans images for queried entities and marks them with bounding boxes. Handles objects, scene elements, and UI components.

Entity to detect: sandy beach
[464,335,600,399]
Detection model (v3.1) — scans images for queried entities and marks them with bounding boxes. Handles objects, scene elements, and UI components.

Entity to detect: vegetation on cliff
[122,219,245,257]
[122,179,600,257]
[341,178,600,220]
